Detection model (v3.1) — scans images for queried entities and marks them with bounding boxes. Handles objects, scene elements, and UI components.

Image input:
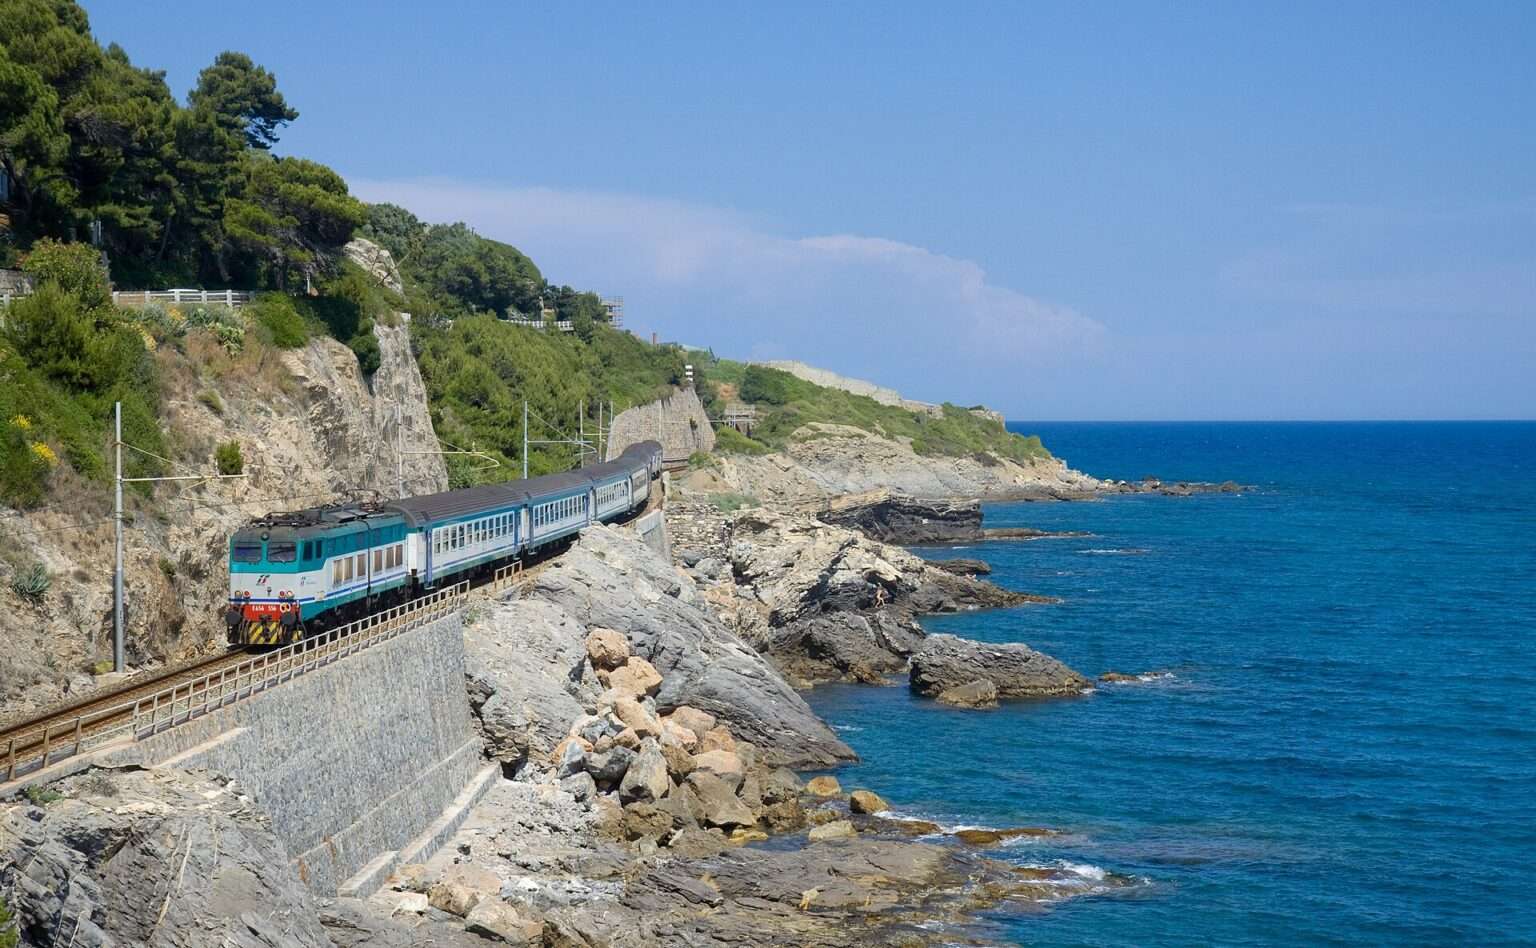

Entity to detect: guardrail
[112,289,253,308]
[3,582,466,784]
[476,561,526,599]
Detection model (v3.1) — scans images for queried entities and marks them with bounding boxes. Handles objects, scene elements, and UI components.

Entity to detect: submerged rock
[911,633,1090,699]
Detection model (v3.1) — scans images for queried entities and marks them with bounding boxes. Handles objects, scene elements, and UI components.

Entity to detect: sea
[803,422,1536,947]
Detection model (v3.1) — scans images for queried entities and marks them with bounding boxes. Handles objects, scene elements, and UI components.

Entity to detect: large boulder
[686,772,757,829]
[691,749,746,788]
[619,740,671,804]
[910,633,1089,699]
[604,656,663,697]
[585,628,630,670]
[464,900,545,945]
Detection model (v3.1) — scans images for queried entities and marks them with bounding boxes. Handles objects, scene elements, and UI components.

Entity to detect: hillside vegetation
[414,316,688,485]
[0,0,638,505]
[698,359,1050,463]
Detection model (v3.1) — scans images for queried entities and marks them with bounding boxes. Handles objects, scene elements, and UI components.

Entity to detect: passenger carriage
[224,440,664,645]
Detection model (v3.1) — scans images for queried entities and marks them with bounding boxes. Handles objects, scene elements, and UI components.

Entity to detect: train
[225,440,663,644]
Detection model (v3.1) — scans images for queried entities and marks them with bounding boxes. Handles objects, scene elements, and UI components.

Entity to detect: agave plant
[9,561,51,603]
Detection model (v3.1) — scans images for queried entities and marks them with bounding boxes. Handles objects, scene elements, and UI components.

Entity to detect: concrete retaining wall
[109,613,492,896]
[631,508,671,560]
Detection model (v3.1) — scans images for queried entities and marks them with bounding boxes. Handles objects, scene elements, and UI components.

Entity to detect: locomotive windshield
[232,541,263,563]
[267,541,297,563]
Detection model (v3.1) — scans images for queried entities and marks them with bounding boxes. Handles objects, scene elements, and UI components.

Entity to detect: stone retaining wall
[109,613,491,896]
[607,386,714,460]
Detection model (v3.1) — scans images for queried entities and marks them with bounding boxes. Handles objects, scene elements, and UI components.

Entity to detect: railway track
[1,647,256,783]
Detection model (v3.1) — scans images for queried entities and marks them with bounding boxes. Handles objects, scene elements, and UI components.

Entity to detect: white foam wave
[1063,862,1106,881]
[831,724,863,732]
[1077,548,1148,555]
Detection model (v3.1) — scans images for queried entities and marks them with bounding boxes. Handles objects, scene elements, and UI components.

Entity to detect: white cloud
[349,179,1106,408]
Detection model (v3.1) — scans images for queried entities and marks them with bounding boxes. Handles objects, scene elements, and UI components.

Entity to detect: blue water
[804,422,1536,946]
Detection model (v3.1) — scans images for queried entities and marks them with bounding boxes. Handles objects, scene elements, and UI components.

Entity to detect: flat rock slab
[911,633,1089,699]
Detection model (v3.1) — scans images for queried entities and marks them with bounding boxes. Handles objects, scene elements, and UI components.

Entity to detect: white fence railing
[112,289,253,308]
[0,288,254,309]
[2,582,466,784]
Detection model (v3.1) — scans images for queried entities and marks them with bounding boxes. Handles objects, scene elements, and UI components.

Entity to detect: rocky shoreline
[1,431,1229,946]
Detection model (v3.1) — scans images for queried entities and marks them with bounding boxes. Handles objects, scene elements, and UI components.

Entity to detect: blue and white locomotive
[226,440,663,644]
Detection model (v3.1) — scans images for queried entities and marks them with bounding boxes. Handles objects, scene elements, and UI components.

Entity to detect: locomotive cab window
[233,541,263,563]
[268,541,297,563]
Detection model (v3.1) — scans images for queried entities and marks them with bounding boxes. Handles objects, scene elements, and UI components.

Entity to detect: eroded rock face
[711,508,1042,686]
[818,489,983,545]
[464,598,599,776]
[0,768,332,948]
[911,633,1090,699]
[343,236,404,295]
[1,320,447,717]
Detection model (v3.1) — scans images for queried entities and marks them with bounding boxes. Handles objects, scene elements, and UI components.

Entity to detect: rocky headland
[678,423,1243,511]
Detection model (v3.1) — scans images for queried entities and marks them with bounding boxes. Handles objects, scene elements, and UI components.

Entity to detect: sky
[83,1,1535,420]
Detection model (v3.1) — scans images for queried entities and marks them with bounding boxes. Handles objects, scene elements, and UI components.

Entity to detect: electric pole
[114,401,247,673]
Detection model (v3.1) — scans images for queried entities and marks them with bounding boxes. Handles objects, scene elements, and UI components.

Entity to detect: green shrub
[250,294,309,348]
[687,450,717,470]
[214,440,244,475]
[348,324,381,374]
[739,365,793,405]
[22,785,62,806]
[198,390,224,415]
[9,560,51,603]
[0,894,17,948]
[707,492,758,512]
[21,239,111,312]
[713,425,770,455]
[0,417,55,508]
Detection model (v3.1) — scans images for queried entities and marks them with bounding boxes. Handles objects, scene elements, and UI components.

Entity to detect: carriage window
[268,541,297,563]
[333,560,344,584]
[355,553,366,575]
[233,541,263,563]
[374,549,383,572]
[344,558,354,581]
[394,545,403,567]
